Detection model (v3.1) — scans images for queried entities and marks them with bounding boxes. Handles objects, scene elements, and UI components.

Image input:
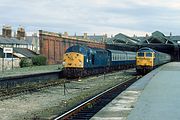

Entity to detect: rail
[54,76,138,120]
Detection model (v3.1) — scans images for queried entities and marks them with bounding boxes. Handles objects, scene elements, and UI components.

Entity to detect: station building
[0,26,38,70]
[0,26,38,58]
[137,31,180,61]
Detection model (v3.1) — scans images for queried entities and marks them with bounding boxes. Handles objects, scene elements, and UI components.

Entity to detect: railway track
[54,76,139,120]
[0,69,135,100]
[0,79,69,100]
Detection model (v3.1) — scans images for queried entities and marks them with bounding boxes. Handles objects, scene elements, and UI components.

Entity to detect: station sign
[3,47,13,53]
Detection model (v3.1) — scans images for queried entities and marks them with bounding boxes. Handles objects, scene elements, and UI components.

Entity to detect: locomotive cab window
[146,53,152,57]
[138,52,144,57]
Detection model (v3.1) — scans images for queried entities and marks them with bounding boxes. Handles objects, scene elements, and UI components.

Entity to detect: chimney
[83,33,87,39]
[133,34,136,38]
[17,27,25,40]
[2,25,12,38]
[64,32,68,37]
[169,32,172,39]
[13,31,16,37]
[104,33,107,38]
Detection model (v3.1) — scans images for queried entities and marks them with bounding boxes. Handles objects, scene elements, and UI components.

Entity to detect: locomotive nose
[63,52,84,68]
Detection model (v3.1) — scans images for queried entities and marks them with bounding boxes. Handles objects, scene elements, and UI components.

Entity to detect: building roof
[138,31,178,45]
[109,33,141,45]
[72,35,107,43]
[0,36,29,45]
[25,36,39,44]
[149,31,170,43]
[13,48,37,58]
[88,35,107,42]
[168,36,180,42]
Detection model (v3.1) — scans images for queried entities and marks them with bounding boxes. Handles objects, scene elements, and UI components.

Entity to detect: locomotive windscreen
[138,52,144,57]
[66,45,87,54]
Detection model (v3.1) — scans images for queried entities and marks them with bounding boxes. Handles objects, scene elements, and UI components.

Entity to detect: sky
[0,0,180,37]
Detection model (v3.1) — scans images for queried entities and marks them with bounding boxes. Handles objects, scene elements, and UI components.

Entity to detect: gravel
[0,69,136,120]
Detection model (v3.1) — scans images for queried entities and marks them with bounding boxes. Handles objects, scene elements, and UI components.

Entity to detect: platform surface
[91,62,180,120]
[91,63,161,120]
[128,62,180,120]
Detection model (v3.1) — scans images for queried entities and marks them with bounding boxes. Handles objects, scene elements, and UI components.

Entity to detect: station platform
[91,62,180,120]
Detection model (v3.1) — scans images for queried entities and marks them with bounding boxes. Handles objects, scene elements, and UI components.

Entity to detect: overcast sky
[0,0,180,36]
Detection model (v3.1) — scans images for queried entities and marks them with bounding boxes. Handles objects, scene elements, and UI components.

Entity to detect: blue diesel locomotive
[63,45,136,78]
[136,47,171,74]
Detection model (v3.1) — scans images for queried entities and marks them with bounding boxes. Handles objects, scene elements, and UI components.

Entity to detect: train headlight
[62,62,66,66]
[79,62,82,66]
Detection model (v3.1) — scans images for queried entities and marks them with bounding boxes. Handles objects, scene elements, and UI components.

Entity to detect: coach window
[123,54,125,60]
[126,54,128,60]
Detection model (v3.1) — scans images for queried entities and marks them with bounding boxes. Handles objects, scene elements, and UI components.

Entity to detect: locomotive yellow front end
[63,52,84,68]
[63,52,84,78]
[136,52,155,73]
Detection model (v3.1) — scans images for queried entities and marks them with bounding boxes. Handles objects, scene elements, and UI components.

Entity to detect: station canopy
[109,33,141,45]
[142,31,176,44]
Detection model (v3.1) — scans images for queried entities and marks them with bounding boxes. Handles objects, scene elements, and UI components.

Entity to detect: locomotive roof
[138,47,156,53]
[89,46,106,51]
[65,45,106,54]
[107,49,136,54]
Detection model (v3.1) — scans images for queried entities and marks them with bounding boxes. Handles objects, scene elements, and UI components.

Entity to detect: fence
[0,58,20,71]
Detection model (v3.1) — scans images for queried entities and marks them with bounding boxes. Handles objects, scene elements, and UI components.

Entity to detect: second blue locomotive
[63,45,136,78]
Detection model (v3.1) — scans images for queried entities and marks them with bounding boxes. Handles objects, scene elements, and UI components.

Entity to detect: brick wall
[39,30,106,64]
